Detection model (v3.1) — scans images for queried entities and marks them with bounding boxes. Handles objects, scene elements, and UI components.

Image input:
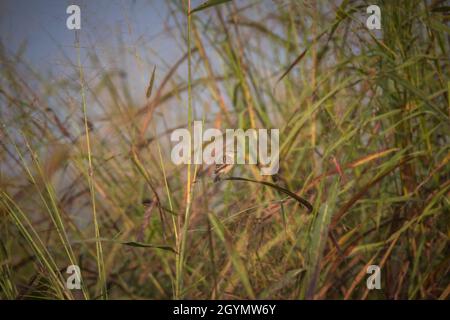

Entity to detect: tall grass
[0,0,449,299]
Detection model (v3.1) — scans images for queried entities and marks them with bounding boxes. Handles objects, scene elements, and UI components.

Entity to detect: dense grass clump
[0,0,449,299]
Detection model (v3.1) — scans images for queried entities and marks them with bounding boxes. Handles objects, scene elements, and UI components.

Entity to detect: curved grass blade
[78,238,177,253]
[121,241,176,253]
[145,65,156,98]
[276,48,308,84]
[189,0,232,15]
[223,176,313,213]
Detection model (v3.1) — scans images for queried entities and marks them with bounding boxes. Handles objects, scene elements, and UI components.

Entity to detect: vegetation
[0,0,449,299]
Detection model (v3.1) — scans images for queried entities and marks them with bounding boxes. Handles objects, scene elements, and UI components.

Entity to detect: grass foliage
[0,0,449,299]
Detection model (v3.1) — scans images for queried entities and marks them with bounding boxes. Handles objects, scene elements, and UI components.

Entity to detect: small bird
[213,152,235,182]
[213,163,233,182]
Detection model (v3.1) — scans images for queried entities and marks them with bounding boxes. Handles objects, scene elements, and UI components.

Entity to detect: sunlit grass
[0,0,449,299]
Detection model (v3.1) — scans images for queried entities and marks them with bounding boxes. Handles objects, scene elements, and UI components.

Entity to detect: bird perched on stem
[213,151,235,182]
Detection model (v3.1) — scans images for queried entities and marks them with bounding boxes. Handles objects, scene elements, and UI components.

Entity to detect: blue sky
[0,0,181,71]
[0,1,195,120]
[0,0,279,127]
